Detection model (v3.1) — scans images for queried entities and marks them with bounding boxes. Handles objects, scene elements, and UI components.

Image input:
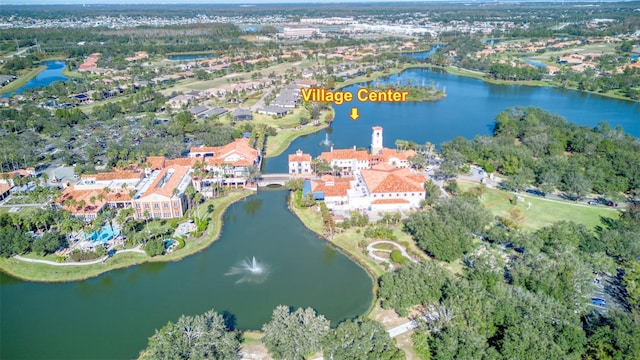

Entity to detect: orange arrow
[349,107,360,121]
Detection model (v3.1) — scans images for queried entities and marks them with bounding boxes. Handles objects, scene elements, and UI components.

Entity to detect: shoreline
[286,194,380,317]
[0,65,46,95]
[0,189,253,283]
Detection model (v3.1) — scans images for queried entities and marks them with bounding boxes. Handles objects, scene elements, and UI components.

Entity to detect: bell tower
[371,126,383,155]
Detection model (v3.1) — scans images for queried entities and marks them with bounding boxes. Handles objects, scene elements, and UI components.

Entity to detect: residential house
[232,108,253,121]
[258,106,290,116]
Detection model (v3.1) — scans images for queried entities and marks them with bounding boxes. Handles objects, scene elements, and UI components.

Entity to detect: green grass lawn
[0,66,45,95]
[0,190,253,282]
[458,181,619,231]
[288,199,385,278]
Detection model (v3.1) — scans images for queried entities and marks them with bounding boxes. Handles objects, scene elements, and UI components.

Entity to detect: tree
[145,239,164,257]
[324,318,404,360]
[244,165,261,185]
[378,261,451,316]
[408,154,426,169]
[284,178,304,192]
[261,305,330,360]
[562,170,591,200]
[145,309,240,359]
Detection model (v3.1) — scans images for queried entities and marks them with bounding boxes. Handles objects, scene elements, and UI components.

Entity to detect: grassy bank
[0,190,253,282]
[0,65,45,95]
[457,181,618,230]
[264,107,333,158]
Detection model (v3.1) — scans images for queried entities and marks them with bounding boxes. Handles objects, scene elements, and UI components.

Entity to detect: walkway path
[366,240,417,271]
[13,245,145,266]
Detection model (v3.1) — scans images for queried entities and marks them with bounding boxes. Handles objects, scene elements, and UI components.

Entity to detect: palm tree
[244,165,261,186]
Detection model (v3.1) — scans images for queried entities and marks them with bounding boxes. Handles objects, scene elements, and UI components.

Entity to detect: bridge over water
[257,173,292,186]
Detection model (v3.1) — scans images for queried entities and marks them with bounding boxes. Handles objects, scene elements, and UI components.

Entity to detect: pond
[2,61,68,98]
[0,190,373,359]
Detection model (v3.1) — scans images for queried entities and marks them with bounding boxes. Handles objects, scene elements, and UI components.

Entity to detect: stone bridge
[257,173,291,186]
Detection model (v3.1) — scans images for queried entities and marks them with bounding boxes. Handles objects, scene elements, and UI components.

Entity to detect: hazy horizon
[1,0,630,5]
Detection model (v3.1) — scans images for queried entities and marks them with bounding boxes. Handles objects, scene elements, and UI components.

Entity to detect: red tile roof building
[289,149,312,175]
[296,126,427,212]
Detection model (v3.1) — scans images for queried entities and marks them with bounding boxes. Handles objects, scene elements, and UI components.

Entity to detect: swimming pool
[86,226,119,243]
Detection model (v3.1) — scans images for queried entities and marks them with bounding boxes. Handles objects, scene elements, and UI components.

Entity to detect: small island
[370,82,446,102]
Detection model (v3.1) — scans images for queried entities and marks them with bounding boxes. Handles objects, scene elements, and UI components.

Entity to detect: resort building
[288,149,312,175]
[58,170,144,221]
[188,137,261,193]
[132,165,190,220]
[298,126,427,212]
[57,137,261,220]
[319,148,371,175]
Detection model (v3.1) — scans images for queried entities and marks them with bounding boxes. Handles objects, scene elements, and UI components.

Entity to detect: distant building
[281,27,321,39]
[258,106,290,116]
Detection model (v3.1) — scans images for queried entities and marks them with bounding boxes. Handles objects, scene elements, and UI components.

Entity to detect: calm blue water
[401,45,440,59]
[526,60,547,68]
[168,54,214,61]
[2,61,68,98]
[264,68,639,173]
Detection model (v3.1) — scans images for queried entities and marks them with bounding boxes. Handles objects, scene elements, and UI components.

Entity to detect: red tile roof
[378,148,416,162]
[0,182,11,195]
[191,138,259,168]
[81,170,142,181]
[320,149,370,162]
[311,176,353,197]
[141,165,190,199]
[145,156,166,170]
[361,165,425,194]
[289,150,312,162]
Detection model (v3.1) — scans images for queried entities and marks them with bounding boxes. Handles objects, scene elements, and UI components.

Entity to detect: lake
[264,67,639,172]
[1,51,639,360]
[0,190,373,359]
[1,60,68,98]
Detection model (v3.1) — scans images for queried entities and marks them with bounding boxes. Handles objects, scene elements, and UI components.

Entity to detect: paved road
[249,87,275,111]
[388,320,419,337]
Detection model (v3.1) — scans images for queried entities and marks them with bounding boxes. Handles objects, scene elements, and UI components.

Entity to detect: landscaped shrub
[144,239,165,257]
[363,225,397,240]
[390,250,409,264]
[176,237,185,249]
[68,249,103,262]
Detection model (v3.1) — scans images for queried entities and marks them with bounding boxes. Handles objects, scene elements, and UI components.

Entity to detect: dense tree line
[144,309,241,359]
[0,210,70,258]
[487,63,545,81]
[142,305,404,360]
[404,196,491,262]
[441,107,640,199]
[378,194,640,359]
